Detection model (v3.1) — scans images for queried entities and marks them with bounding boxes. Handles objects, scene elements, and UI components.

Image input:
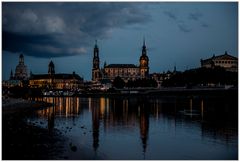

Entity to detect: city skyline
[2,2,238,81]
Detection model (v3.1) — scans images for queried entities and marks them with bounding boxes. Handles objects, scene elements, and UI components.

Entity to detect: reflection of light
[201,99,204,119]
[59,97,63,116]
[100,97,105,116]
[77,97,79,114]
[106,98,109,114]
[36,97,83,118]
[88,98,92,112]
[66,97,70,117]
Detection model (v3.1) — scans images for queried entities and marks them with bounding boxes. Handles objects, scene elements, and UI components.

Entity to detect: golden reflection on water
[31,96,237,159]
[35,97,80,117]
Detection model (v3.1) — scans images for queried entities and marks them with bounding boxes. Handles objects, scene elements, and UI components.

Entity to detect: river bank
[2,97,66,160]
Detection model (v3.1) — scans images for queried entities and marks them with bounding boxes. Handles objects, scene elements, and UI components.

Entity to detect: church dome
[15,54,28,80]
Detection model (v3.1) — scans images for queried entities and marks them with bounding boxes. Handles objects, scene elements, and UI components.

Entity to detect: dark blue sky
[2,2,238,81]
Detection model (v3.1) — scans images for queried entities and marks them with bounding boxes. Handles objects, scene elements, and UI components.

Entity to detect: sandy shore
[2,97,66,160]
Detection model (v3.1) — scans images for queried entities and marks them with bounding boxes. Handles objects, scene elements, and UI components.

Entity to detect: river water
[29,95,237,160]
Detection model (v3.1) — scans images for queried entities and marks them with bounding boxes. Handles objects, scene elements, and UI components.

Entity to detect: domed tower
[48,60,55,75]
[139,39,149,78]
[14,54,28,80]
[92,40,101,81]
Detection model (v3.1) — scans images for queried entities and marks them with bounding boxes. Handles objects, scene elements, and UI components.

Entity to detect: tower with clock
[139,39,149,78]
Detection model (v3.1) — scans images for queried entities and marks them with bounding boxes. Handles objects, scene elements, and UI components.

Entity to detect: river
[28,95,238,160]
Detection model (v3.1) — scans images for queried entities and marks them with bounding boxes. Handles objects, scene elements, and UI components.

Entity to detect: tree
[112,76,125,89]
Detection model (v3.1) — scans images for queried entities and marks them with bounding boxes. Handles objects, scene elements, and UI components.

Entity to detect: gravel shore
[2,97,52,115]
[2,97,66,160]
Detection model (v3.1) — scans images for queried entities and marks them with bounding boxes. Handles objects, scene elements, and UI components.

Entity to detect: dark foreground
[2,88,238,160]
[2,98,66,160]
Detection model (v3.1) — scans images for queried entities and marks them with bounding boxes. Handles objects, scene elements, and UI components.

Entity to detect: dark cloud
[177,21,192,33]
[201,22,209,28]
[163,11,177,20]
[163,10,192,33]
[188,12,203,21]
[2,2,151,58]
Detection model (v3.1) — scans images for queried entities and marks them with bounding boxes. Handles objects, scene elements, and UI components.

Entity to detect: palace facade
[201,51,238,72]
[29,61,83,89]
[92,39,149,82]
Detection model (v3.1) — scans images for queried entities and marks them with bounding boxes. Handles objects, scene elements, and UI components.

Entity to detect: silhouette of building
[29,60,83,89]
[14,54,29,80]
[92,39,150,82]
[92,40,101,81]
[2,54,28,88]
[201,51,238,72]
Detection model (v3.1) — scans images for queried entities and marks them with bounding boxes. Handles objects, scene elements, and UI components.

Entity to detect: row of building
[3,54,84,89]
[3,40,238,89]
[92,39,149,82]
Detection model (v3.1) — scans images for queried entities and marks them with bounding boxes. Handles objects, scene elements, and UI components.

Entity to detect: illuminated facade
[92,39,150,82]
[29,61,83,89]
[200,51,238,72]
[103,64,140,82]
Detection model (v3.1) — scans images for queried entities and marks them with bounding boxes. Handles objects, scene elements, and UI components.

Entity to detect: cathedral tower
[139,38,149,78]
[92,40,101,81]
[48,60,55,75]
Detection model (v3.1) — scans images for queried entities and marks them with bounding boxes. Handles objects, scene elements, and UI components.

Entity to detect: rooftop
[30,73,83,80]
[105,64,138,68]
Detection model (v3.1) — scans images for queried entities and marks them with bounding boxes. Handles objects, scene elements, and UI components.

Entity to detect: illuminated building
[103,64,140,82]
[200,51,238,72]
[29,60,83,89]
[92,39,150,82]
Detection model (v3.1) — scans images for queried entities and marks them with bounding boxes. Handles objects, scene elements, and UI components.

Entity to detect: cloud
[163,10,192,33]
[188,12,203,21]
[163,10,209,33]
[178,22,192,33]
[201,22,209,28]
[2,2,151,58]
[163,11,177,20]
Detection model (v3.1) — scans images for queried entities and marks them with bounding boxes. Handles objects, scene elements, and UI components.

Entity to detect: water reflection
[91,99,100,152]
[30,96,237,159]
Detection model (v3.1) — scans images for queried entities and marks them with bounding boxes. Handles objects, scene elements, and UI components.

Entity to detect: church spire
[48,60,55,75]
[95,40,98,48]
[142,37,147,56]
[143,37,146,48]
[94,40,99,58]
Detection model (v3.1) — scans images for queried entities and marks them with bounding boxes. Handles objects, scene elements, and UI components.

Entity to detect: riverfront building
[92,39,149,82]
[200,51,238,72]
[29,61,83,89]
